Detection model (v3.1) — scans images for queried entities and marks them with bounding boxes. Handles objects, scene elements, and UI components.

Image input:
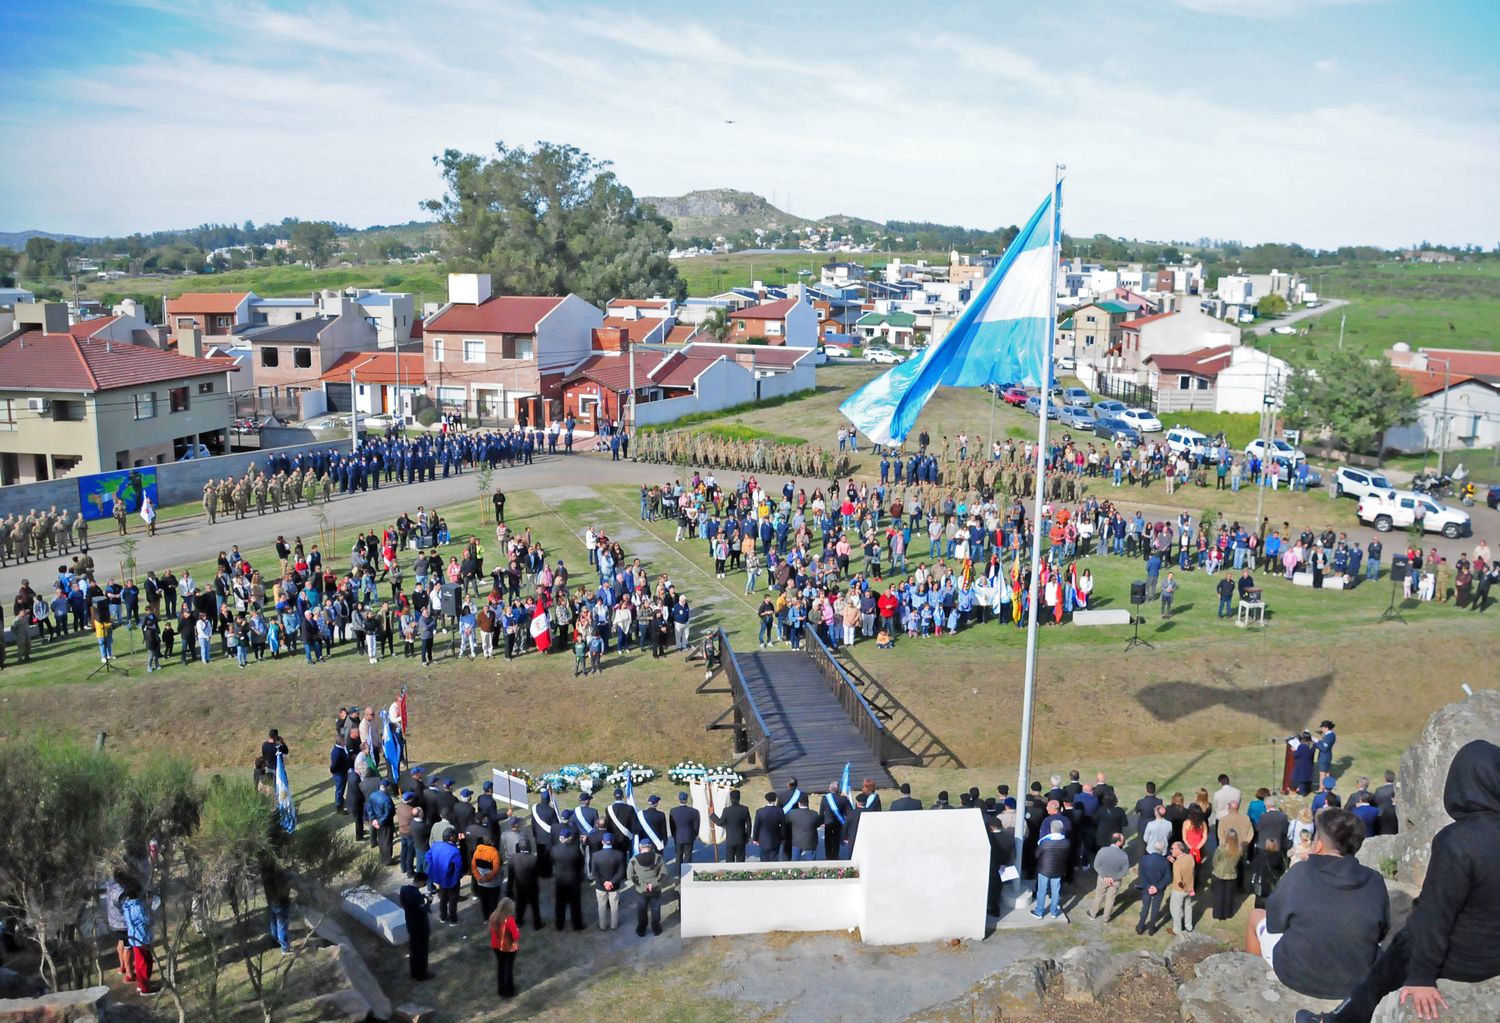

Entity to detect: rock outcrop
[0,986,109,1023]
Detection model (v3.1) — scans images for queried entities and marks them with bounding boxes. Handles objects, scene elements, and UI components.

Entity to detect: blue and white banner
[840,184,1060,446]
[275,751,297,834]
[380,710,404,783]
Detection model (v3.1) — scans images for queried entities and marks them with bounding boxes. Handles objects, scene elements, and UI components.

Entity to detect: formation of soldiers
[0,508,89,565]
[635,431,852,482]
[200,464,334,524]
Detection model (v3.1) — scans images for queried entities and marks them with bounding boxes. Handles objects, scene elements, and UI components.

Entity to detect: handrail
[800,623,888,764]
[715,627,772,769]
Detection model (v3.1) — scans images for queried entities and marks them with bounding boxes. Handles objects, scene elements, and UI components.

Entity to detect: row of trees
[0,735,374,1023]
[1282,348,1419,455]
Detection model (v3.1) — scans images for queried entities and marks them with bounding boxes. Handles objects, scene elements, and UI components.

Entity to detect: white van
[1165,427,1211,460]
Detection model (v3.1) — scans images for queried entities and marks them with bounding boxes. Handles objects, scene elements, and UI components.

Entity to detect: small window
[432,338,445,363]
[293,348,312,369]
[512,339,533,361]
[260,347,280,368]
[52,400,83,422]
[133,392,156,420]
[175,317,195,329]
[169,386,190,413]
[1178,375,1191,390]
[0,398,14,430]
[463,339,484,362]
[198,381,214,394]
[215,315,231,328]
[736,321,746,330]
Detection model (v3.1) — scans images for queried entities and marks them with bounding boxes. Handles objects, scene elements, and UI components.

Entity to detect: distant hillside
[641,189,812,241]
[0,229,96,249]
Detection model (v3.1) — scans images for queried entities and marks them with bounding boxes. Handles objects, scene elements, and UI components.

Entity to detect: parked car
[822,345,853,359]
[1489,484,1500,510]
[1357,490,1472,539]
[1092,398,1127,417]
[1055,354,1077,372]
[1001,386,1030,407]
[1332,465,1395,501]
[1270,325,1297,335]
[1059,386,1092,408]
[1119,407,1163,433]
[1058,405,1096,430]
[1269,456,1322,488]
[865,347,903,365]
[1023,395,1059,419]
[1245,437,1306,463]
[176,443,212,461]
[361,413,400,429]
[1165,427,1213,462]
[1094,417,1140,444]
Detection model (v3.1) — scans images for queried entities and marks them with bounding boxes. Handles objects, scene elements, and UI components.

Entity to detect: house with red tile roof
[725,295,818,348]
[319,351,426,418]
[1143,344,1290,415]
[422,274,601,425]
[1098,308,1241,380]
[1383,358,1500,455]
[165,291,257,345]
[0,330,237,483]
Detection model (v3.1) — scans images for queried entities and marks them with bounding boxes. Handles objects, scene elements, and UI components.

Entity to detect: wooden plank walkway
[737,650,895,790]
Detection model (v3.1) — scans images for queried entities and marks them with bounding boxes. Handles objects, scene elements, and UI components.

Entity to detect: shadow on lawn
[1136,672,1335,733]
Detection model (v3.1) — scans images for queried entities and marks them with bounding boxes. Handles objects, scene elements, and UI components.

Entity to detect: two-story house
[0,330,236,483]
[726,295,818,348]
[237,297,379,416]
[165,292,257,346]
[422,273,602,424]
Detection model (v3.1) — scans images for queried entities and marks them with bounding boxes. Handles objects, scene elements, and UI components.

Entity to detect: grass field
[1264,261,1500,365]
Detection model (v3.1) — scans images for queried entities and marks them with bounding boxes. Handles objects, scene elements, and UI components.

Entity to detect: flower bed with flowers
[605,761,657,785]
[666,760,745,787]
[692,866,858,882]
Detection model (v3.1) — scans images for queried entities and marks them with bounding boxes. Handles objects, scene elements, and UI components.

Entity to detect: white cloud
[1170,0,1377,15]
[3,0,1496,248]
[1315,58,1340,73]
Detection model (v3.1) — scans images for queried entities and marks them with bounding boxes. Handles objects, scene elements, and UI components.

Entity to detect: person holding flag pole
[840,168,1065,907]
[529,595,552,655]
[275,750,297,834]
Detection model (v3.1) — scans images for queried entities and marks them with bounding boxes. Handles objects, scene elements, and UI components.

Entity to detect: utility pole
[1338,314,1345,351]
[350,368,359,454]
[1253,341,1275,532]
[1434,357,1451,477]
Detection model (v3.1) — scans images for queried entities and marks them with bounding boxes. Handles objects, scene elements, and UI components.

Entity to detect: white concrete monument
[339,884,408,945]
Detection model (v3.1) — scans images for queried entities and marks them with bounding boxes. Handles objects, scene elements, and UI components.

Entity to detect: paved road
[1246,297,1348,336]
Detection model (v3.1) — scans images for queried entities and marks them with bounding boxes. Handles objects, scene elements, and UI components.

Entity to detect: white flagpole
[1012,164,1063,896]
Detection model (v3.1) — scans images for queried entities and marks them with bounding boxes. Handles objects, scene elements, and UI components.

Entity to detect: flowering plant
[667,760,744,787]
[605,761,657,785]
[553,762,612,794]
[497,767,536,792]
[538,771,572,793]
[693,866,859,882]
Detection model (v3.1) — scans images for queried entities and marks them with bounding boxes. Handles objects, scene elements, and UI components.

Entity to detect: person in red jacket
[488,897,521,998]
[877,589,900,641]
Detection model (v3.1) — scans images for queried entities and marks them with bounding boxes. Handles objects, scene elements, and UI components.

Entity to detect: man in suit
[550,827,586,932]
[752,791,786,862]
[638,794,669,853]
[476,780,506,849]
[890,783,923,811]
[820,783,852,860]
[531,788,560,879]
[787,794,822,861]
[449,788,478,881]
[779,778,802,860]
[1373,770,1398,835]
[572,792,600,879]
[605,787,638,848]
[329,730,354,814]
[710,789,752,862]
[591,832,627,930]
[1134,782,1163,842]
[669,792,700,875]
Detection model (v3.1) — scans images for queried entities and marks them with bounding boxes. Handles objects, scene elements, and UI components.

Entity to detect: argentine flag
[841,183,1060,446]
[381,709,404,783]
[274,751,297,834]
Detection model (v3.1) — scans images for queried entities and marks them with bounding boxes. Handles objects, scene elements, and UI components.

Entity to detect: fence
[1090,371,1157,411]
[699,628,773,770]
[801,624,893,767]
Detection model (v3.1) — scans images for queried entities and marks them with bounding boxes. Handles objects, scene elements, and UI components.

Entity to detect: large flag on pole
[381,709,404,782]
[274,751,297,834]
[840,185,1060,446]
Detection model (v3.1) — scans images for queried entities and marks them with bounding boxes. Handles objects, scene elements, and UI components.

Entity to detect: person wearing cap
[551,826,586,931]
[669,792,700,876]
[709,789,751,863]
[1311,776,1340,814]
[531,789,560,880]
[639,794,669,854]
[427,776,456,826]
[451,788,478,882]
[592,832,627,930]
[753,791,786,863]
[424,830,464,926]
[629,843,669,937]
[399,884,432,981]
[605,787,637,848]
[572,793,600,880]
[396,791,418,877]
[471,829,503,920]
[476,780,505,848]
[504,833,543,929]
[1292,734,1316,796]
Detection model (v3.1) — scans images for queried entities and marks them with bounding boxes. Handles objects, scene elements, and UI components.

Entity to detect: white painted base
[679,864,861,938]
[1292,573,1345,590]
[1072,609,1131,627]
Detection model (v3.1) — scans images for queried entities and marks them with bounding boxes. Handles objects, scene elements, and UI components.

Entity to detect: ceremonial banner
[491,769,531,812]
[689,778,735,846]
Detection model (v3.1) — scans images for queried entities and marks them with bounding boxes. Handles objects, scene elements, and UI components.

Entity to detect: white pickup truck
[1356,490,1471,539]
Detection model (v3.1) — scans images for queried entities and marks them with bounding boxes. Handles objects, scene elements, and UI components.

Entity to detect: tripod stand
[87,623,132,679]
[1379,572,1406,624]
[1124,601,1154,651]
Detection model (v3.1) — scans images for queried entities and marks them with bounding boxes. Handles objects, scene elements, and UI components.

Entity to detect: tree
[290,221,337,267]
[1256,293,1289,317]
[701,307,731,343]
[425,140,685,307]
[0,245,18,287]
[1281,348,1418,454]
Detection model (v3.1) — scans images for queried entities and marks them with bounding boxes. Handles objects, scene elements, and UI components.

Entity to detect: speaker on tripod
[1381,553,1408,624]
[1125,580,1154,650]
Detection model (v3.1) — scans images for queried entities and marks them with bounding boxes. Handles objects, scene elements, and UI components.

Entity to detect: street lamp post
[1430,357,1452,476]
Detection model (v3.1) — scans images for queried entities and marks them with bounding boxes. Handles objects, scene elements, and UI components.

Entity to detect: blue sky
[3,0,1496,247]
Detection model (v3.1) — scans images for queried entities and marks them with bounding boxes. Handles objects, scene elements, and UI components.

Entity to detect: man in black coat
[710,789,752,863]
[1297,740,1500,1023]
[780,778,801,860]
[889,783,923,811]
[1372,770,1399,836]
[505,837,543,930]
[1256,798,1290,852]
[638,794,669,853]
[476,781,504,848]
[591,832,628,930]
[787,795,822,861]
[1135,840,1171,935]
[398,885,431,981]
[449,788,478,872]
[426,777,457,827]
[531,789,560,879]
[819,783,851,860]
[329,731,354,813]
[668,792,700,875]
[1134,782,1163,842]
[752,792,786,862]
[550,827,586,931]
[605,787,638,849]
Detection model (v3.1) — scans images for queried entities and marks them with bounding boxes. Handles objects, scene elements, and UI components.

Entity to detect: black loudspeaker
[415,535,434,550]
[1389,553,1408,583]
[1130,580,1147,605]
[440,583,461,618]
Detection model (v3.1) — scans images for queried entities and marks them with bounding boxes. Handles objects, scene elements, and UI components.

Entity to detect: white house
[1102,308,1241,380]
[1145,344,1290,415]
[1383,367,1500,455]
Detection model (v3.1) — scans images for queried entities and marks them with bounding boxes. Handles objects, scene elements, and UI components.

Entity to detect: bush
[415,407,439,427]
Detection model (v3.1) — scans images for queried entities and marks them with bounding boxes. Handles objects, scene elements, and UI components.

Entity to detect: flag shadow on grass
[1136,672,1335,733]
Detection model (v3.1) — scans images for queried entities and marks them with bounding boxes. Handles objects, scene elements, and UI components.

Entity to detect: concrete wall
[536,295,605,374]
[0,439,336,518]
[852,808,989,944]
[633,392,703,427]
[758,370,811,402]
[679,865,861,939]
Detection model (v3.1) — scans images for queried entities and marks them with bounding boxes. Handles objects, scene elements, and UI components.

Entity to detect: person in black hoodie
[1248,807,1389,1001]
[398,885,431,981]
[1297,739,1500,1023]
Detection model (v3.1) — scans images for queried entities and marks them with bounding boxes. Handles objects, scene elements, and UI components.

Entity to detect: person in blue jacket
[1291,731,1316,796]
[424,832,464,925]
[1315,720,1338,787]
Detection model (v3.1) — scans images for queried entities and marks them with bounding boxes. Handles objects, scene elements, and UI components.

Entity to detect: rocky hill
[640,188,882,243]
